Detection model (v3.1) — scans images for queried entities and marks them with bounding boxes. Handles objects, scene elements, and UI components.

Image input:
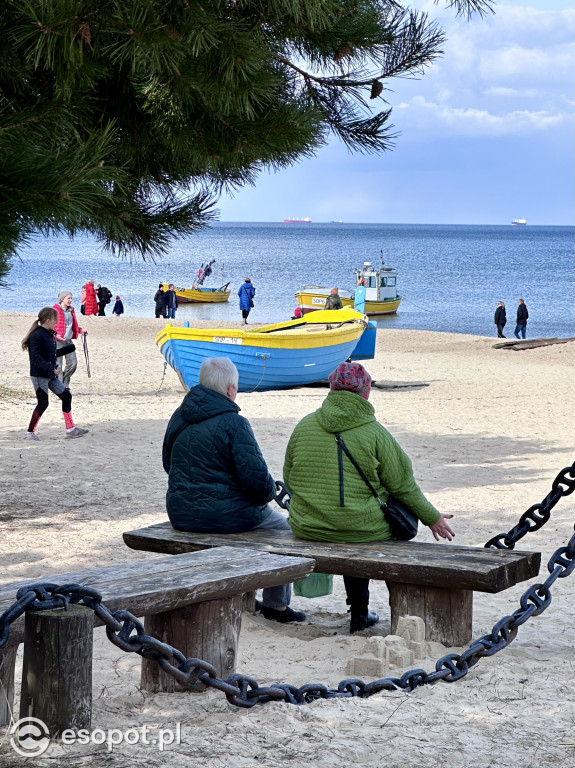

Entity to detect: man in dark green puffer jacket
[284,361,454,633]
[162,357,305,624]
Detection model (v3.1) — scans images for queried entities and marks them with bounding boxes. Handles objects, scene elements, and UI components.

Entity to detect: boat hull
[156,311,368,392]
[295,290,401,316]
[162,283,230,303]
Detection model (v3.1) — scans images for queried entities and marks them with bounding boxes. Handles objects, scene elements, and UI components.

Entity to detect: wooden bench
[123,523,541,648]
[0,547,314,726]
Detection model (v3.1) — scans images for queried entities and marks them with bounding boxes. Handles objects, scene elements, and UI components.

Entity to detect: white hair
[199,357,239,395]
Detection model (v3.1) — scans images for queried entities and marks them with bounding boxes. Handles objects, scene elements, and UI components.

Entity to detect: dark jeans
[250,507,292,609]
[167,307,176,319]
[496,324,506,338]
[514,324,526,339]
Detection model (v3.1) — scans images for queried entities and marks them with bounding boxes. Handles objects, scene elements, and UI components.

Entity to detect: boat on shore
[511,218,527,226]
[163,283,231,303]
[295,260,402,317]
[162,259,230,303]
[155,309,373,392]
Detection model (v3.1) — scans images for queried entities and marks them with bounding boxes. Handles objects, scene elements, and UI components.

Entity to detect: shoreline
[1,311,574,766]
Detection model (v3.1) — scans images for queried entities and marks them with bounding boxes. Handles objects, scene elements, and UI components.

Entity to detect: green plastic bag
[293,572,334,598]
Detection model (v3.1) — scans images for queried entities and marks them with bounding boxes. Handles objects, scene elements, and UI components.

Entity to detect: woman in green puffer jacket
[283,361,454,633]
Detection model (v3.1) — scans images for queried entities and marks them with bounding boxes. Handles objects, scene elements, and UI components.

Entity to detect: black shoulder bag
[335,433,418,541]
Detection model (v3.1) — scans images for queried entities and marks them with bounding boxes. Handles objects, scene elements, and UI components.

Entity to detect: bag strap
[335,433,385,506]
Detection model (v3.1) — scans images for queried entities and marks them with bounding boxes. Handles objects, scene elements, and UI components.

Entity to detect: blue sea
[2,223,574,338]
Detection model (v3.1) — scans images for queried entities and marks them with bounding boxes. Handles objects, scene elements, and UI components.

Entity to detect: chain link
[1,461,574,708]
[484,462,575,549]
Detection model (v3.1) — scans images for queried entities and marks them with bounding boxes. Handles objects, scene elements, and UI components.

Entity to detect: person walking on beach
[165,284,178,319]
[162,357,305,624]
[238,278,255,324]
[324,287,343,311]
[283,361,454,633]
[81,279,98,316]
[494,301,507,338]
[514,298,529,339]
[53,290,86,389]
[154,284,167,318]
[97,285,113,316]
[22,307,89,440]
[112,296,124,317]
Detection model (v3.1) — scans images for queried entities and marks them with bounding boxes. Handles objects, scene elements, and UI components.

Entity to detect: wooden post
[387,582,473,646]
[242,590,256,614]
[0,645,18,726]
[141,594,243,693]
[20,606,93,735]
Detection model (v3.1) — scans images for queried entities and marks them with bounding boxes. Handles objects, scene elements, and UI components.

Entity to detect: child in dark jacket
[21,307,89,440]
[112,296,124,317]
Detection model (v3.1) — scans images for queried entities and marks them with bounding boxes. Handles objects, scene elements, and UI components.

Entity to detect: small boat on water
[163,284,231,303]
[163,259,230,303]
[295,260,402,317]
[156,309,374,392]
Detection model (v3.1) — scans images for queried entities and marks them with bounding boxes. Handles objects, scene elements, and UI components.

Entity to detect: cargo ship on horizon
[511,218,527,226]
[283,216,312,223]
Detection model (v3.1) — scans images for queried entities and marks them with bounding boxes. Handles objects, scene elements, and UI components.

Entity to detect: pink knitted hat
[328,362,372,400]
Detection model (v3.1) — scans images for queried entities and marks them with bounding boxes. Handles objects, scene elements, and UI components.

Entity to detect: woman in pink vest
[53,291,86,388]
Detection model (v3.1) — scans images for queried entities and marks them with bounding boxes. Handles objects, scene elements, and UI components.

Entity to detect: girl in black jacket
[21,308,89,440]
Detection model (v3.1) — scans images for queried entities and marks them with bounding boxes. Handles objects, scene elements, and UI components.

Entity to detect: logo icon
[10,717,50,757]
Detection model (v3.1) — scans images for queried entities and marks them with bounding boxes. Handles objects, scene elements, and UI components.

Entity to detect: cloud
[386,5,575,138]
[396,96,572,136]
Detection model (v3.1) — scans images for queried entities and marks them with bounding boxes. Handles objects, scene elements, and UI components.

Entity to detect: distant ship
[511,218,527,226]
[283,217,312,223]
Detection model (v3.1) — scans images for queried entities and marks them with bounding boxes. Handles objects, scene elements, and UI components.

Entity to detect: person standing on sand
[97,284,112,316]
[112,296,124,317]
[324,287,343,311]
[494,301,507,338]
[514,298,529,340]
[238,278,255,324]
[53,290,86,389]
[81,279,98,316]
[165,284,178,319]
[154,284,167,318]
[22,307,89,440]
[162,357,305,624]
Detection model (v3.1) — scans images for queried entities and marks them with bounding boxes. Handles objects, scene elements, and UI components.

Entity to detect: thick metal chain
[1,463,574,709]
[484,462,575,549]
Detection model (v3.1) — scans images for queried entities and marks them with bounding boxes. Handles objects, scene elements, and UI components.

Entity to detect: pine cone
[370,80,384,99]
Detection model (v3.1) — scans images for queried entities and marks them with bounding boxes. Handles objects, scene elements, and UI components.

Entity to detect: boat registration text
[212,337,243,345]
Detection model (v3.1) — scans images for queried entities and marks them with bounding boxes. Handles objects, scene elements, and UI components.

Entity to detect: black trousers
[343,576,370,609]
[496,324,506,338]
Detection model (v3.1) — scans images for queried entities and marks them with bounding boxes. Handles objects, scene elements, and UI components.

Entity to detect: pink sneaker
[65,427,89,439]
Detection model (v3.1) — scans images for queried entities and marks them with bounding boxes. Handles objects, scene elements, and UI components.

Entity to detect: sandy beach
[1,310,574,767]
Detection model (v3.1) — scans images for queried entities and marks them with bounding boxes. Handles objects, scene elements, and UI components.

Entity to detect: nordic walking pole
[82,334,91,378]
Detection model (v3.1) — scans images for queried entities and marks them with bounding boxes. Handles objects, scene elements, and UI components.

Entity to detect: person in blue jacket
[162,357,305,624]
[238,277,255,324]
[112,296,124,317]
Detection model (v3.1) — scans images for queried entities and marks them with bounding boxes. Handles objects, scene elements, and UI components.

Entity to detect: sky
[217,1,575,225]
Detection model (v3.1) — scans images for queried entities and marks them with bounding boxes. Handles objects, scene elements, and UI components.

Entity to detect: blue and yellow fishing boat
[155,309,373,392]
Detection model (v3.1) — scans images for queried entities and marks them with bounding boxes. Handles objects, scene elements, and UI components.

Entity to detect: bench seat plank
[0,547,314,648]
[122,524,541,593]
